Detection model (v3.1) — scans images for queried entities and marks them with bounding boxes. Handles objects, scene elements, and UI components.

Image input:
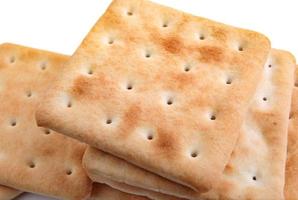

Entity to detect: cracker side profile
[91,173,185,200]
[36,0,270,191]
[285,66,298,200]
[83,146,195,199]
[90,183,150,200]
[83,49,295,200]
[0,186,22,200]
[0,44,92,199]
[84,153,185,200]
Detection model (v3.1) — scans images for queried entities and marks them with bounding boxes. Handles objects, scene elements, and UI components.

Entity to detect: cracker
[0,186,22,200]
[91,183,150,200]
[285,66,298,200]
[85,156,184,200]
[201,49,295,199]
[93,173,186,200]
[36,0,270,191]
[83,146,193,200]
[84,49,295,199]
[0,43,92,199]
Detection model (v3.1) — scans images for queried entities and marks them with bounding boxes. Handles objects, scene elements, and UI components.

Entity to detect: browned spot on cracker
[162,37,183,54]
[70,75,116,100]
[212,28,228,43]
[198,46,224,63]
[71,76,89,97]
[164,72,195,91]
[157,137,174,152]
[154,127,179,159]
[40,147,56,157]
[173,73,195,89]
[118,105,142,138]
[224,164,234,174]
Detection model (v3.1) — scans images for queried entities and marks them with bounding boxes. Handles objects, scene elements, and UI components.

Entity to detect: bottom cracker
[90,183,150,200]
[0,186,22,200]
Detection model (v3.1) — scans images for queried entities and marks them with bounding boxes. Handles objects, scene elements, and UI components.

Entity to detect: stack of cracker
[0,0,297,199]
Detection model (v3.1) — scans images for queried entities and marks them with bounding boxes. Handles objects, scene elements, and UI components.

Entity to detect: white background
[0,0,297,199]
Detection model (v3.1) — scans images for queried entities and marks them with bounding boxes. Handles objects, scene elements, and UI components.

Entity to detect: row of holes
[59,71,262,120]
[28,161,73,175]
[9,120,51,136]
[85,70,234,88]
[86,65,235,84]
[260,63,275,102]
[66,104,203,158]
[107,37,244,52]
[237,63,270,182]
[65,103,217,122]
[8,56,48,70]
[101,116,215,126]
[124,10,244,51]
[33,108,198,158]
[8,56,235,86]
[242,63,275,182]
[141,130,199,158]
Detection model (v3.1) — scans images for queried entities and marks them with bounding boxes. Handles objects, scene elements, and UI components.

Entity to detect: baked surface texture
[285,66,298,200]
[36,0,270,192]
[0,186,22,200]
[83,49,295,200]
[0,44,92,200]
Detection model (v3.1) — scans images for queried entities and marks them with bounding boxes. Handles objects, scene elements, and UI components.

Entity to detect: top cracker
[36,0,270,192]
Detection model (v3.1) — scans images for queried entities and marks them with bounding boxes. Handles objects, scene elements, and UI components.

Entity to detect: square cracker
[84,49,295,200]
[91,183,150,200]
[0,44,92,199]
[36,0,270,192]
[0,186,22,200]
[285,66,298,200]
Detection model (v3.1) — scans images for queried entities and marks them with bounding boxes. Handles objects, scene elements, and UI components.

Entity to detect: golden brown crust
[36,0,270,192]
[0,186,22,200]
[0,43,92,200]
[83,49,296,200]
[90,183,150,200]
[285,66,298,200]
